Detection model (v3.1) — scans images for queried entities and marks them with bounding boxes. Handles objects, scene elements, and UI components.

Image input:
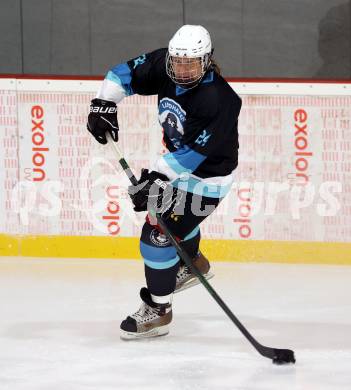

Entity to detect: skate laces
[177,265,192,281]
[132,302,159,322]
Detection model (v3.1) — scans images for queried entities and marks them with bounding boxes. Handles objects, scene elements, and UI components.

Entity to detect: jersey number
[133,54,146,69]
[195,130,211,147]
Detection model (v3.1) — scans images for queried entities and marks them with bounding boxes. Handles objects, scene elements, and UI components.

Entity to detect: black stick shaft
[107,135,139,187]
[118,157,138,186]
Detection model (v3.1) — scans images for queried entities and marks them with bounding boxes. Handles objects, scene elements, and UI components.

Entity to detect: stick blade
[272,348,296,365]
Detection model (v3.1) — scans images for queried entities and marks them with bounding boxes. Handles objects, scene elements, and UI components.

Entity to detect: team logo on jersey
[159,98,186,149]
[150,229,170,247]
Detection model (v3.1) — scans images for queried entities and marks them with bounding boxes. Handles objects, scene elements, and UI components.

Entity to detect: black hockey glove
[87,98,119,144]
[128,169,181,217]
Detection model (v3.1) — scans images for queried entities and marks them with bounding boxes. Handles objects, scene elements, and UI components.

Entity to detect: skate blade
[120,325,169,340]
[174,272,214,294]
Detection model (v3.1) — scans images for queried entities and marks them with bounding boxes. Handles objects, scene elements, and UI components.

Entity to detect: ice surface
[0,257,350,390]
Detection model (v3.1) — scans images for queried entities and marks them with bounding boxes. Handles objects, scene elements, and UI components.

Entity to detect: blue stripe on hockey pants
[140,222,201,296]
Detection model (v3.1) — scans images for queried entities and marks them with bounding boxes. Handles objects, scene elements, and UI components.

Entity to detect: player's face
[170,56,203,84]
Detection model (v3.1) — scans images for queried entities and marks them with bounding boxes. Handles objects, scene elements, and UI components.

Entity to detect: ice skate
[175,252,214,293]
[120,287,172,340]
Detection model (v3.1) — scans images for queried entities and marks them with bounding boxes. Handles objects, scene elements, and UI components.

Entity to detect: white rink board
[0,78,350,242]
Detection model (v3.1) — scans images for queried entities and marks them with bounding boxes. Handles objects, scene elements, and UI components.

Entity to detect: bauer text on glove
[87,98,119,144]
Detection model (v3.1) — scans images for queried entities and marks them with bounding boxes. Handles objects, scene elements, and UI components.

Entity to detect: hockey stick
[109,143,139,187]
[108,135,296,365]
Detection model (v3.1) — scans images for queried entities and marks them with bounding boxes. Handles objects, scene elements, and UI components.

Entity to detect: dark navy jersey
[104,48,241,198]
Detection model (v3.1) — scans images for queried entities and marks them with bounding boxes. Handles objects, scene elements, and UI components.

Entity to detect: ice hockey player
[87,25,242,339]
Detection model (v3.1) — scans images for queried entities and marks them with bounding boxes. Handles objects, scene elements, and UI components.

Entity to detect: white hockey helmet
[166,25,213,87]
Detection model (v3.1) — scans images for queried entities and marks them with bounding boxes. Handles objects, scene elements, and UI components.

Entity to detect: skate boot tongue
[139,287,158,308]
